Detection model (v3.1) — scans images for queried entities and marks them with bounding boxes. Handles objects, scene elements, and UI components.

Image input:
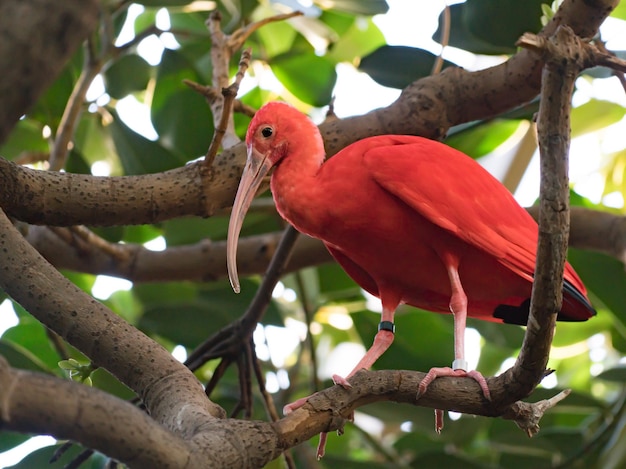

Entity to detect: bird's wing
[363,136,539,280]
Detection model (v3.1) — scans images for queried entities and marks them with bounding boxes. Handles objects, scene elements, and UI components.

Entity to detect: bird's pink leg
[331,311,395,387]
[418,255,491,432]
[284,296,400,459]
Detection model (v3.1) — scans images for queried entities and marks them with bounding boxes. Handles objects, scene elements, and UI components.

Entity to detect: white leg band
[452,359,468,371]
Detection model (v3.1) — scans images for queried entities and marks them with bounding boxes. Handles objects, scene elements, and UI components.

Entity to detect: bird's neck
[270,136,326,235]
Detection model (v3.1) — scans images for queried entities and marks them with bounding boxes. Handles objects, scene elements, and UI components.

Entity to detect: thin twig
[45,328,71,361]
[593,38,626,94]
[47,226,130,261]
[294,272,320,393]
[432,4,450,75]
[251,338,281,424]
[204,48,252,168]
[185,225,300,371]
[227,11,304,53]
[204,357,232,396]
[49,39,103,171]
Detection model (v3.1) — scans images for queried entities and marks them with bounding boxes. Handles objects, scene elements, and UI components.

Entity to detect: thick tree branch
[494,25,589,407]
[0,1,622,466]
[26,225,330,282]
[0,0,617,228]
[271,369,568,452]
[0,356,198,468]
[22,204,626,286]
[0,0,99,143]
[0,207,225,439]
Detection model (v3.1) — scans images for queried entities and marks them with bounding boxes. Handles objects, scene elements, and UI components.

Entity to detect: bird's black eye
[261,126,273,138]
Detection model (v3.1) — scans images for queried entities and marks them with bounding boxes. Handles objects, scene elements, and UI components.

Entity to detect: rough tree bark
[0,0,622,468]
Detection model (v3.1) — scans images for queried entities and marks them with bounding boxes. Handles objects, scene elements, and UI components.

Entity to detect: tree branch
[272,369,569,452]
[0,207,225,437]
[0,0,99,143]
[0,356,198,468]
[0,0,618,228]
[22,204,626,287]
[494,25,591,407]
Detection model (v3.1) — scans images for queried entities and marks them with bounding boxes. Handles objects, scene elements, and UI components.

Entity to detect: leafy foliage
[2,0,626,468]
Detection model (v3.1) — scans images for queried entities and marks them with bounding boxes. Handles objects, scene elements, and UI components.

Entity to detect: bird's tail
[558,279,597,322]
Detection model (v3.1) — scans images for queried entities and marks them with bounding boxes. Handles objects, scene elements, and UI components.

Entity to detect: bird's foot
[435,409,444,434]
[417,366,491,433]
[283,375,354,459]
[417,366,491,400]
[283,374,352,415]
[331,373,353,389]
[283,396,309,415]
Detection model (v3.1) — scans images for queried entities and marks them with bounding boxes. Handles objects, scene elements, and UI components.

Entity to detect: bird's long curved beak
[227,146,273,293]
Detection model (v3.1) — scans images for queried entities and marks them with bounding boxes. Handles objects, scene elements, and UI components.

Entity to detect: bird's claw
[435,409,444,434]
[283,396,310,415]
[417,366,491,433]
[332,373,352,389]
[316,432,328,460]
[465,369,491,401]
[417,366,491,400]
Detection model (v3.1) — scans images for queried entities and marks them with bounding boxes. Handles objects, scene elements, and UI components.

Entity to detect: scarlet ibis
[226,101,595,453]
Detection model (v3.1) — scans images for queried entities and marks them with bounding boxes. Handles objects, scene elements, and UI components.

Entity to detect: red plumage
[227,102,595,455]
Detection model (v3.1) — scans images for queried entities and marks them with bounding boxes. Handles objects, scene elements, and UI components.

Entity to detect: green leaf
[0,340,51,373]
[596,365,626,382]
[463,0,544,49]
[0,432,30,453]
[317,263,361,299]
[103,54,152,99]
[359,46,454,89]
[433,3,512,55]
[134,0,192,5]
[352,308,456,373]
[326,17,386,64]
[109,110,187,175]
[394,431,446,456]
[90,226,125,244]
[90,367,135,400]
[5,443,107,469]
[74,113,119,173]
[168,12,211,48]
[598,407,626,469]
[469,320,525,348]
[270,53,337,106]
[570,99,626,138]
[611,2,626,20]
[316,0,389,15]
[410,452,485,468]
[122,224,162,244]
[152,88,212,158]
[568,249,626,325]
[253,5,298,58]
[2,322,61,371]
[445,119,522,158]
[136,281,283,348]
[0,119,47,160]
[151,49,213,158]
[434,0,544,55]
[65,148,92,175]
[162,209,280,247]
[133,9,158,35]
[29,48,83,129]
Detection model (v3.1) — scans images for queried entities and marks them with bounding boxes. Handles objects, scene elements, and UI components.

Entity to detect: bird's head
[227,102,315,293]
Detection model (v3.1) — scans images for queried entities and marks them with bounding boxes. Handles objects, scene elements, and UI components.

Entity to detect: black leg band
[378,321,395,333]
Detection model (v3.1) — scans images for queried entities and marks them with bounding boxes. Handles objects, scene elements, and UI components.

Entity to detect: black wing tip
[561,279,597,320]
[493,280,596,326]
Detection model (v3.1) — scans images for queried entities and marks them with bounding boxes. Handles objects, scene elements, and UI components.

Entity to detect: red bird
[227,102,595,455]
